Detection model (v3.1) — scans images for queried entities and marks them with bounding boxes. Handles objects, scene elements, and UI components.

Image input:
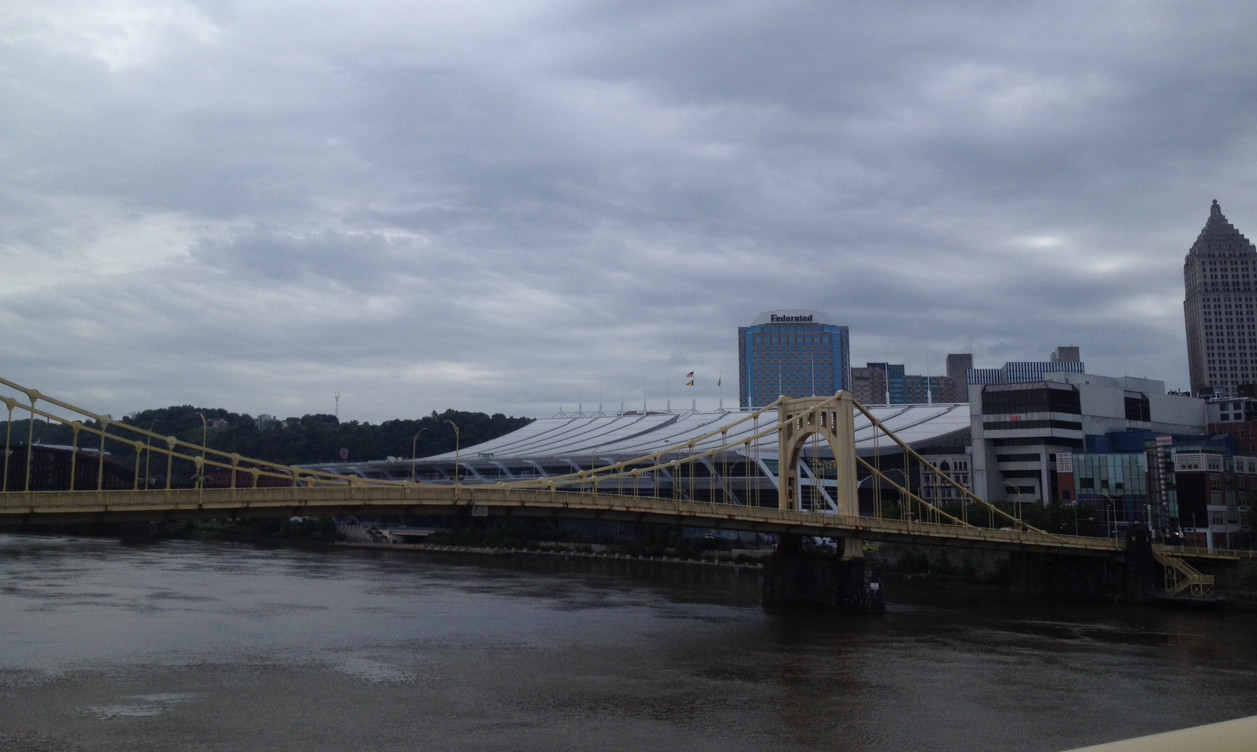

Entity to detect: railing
[1152,550,1215,597]
[1061,714,1257,752]
[1160,545,1257,561]
[0,480,1128,553]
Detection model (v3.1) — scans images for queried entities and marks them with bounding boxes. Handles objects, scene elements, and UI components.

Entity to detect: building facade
[737,311,850,409]
[1056,447,1150,536]
[850,362,904,405]
[943,353,973,402]
[968,347,1085,386]
[902,374,944,404]
[1053,431,1254,545]
[918,453,973,507]
[1146,440,1253,550]
[1184,199,1257,397]
[849,358,966,405]
[1206,394,1257,456]
[969,372,1206,507]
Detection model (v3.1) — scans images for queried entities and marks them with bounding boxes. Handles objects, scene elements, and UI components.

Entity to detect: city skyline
[5,3,1257,422]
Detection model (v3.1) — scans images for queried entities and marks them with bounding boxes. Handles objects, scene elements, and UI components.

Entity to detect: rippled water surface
[3,534,1256,751]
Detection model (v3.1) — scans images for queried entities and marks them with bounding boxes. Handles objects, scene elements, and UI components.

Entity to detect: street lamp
[445,420,460,486]
[411,427,428,483]
[1101,493,1118,539]
[1003,482,1022,528]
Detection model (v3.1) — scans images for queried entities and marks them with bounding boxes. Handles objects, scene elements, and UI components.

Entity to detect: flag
[685,371,694,379]
[686,380,694,387]
[717,377,721,387]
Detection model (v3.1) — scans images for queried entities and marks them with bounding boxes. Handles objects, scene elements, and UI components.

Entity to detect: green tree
[1239,561,1257,591]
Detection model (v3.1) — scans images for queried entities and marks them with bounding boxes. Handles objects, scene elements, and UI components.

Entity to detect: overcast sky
[4,1,1257,423]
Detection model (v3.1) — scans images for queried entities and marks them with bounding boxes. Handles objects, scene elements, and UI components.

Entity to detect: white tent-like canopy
[308,403,973,487]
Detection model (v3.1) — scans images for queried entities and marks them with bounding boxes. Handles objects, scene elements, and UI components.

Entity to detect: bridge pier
[762,534,884,611]
[1009,526,1157,602]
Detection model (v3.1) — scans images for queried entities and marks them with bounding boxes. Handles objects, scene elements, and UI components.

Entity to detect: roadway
[0,483,1125,556]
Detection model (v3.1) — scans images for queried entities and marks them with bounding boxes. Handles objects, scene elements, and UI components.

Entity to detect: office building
[738,311,850,409]
[943,353,973,402]
[849,357,967,405]
[850,362,904,405]
[1145,438,1253,549]
[1054,431,1252,544]
[902,374,944,404]
[968,347,1085,386]
[969,372,1206,508]
[850,348,1080,407]
[1184,199,1257,397]
[1206,393,1257,455]
[1055,447,1149,534]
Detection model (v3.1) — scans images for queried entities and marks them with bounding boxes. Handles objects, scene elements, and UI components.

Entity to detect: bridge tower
[776,393,858,515]
[767,393,881,611]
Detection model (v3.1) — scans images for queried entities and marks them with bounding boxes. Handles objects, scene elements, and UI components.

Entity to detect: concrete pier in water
[762,534,885,611]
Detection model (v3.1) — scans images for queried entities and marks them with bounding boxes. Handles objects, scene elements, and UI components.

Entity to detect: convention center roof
[310,403,973,480]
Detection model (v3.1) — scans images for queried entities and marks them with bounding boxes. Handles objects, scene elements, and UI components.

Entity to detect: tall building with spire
[1184,200,1257,397]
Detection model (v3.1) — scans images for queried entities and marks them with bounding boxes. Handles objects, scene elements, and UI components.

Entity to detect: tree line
[3,404,533,476]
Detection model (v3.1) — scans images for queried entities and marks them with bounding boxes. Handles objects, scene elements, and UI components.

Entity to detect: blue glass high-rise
[738,311,850,409]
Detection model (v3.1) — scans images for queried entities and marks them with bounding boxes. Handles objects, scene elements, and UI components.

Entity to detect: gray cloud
[3,0,1256,421]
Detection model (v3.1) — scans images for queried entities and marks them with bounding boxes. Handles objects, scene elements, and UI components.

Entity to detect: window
[997,453,1041,463]
[1125,394,1151,421]
[981,385,1081,415]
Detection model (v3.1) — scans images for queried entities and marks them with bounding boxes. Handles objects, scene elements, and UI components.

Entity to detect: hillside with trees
[4,406,532,484]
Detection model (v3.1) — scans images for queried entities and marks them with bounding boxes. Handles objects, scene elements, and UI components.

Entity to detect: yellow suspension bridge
[0,376,1224,600]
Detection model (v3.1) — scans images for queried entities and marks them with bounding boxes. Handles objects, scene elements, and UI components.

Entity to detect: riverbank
[335,539,769,573]
[337,538,1257,611]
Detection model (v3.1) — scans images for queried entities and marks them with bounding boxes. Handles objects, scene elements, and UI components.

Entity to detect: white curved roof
[424,402,972,462]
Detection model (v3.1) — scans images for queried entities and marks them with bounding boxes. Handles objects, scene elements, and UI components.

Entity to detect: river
[2,534,1256,751]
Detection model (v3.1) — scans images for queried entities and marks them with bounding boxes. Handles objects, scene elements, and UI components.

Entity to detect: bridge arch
[776,393,858,516]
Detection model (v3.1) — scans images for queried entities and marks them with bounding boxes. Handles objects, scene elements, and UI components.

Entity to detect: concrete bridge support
[1009,526,1157,602]
[762,534,884,611]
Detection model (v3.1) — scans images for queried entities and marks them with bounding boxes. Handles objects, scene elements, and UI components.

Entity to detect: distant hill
[3,406,533,480]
